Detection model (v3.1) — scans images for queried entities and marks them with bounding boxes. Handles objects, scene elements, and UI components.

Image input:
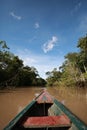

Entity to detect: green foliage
[0,40,46,88]
[37,77,47,86]
[46,35,87,88]
[46,68,62,87]
[77,35,87,73]
[0,40,9,51]
[1,35,87,88]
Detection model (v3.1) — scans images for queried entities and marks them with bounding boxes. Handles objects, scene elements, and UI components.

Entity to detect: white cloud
[23,57,37,65]
[10,12,22,20]
[34,22,40,29]
[42,36,58,53]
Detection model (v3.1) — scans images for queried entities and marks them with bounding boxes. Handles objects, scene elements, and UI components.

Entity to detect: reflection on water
[0,87,87,129]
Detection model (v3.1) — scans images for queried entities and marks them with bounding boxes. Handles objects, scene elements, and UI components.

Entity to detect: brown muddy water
[0,87,87,129]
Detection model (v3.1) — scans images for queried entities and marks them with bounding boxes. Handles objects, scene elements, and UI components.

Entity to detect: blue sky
[0,0,87,78]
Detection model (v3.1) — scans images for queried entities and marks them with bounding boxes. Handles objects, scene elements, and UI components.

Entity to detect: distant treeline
[46,35,87,88]
[0,35,87,89]
[0,41,46,89]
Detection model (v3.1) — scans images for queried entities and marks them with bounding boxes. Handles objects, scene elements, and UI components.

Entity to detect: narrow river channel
[0,87,87,129]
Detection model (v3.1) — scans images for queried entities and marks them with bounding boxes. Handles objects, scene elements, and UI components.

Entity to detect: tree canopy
[46,35,87,87]
[1,35,87,89]
[0,41,46,89]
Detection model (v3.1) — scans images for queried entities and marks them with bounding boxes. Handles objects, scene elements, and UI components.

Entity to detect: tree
[46,68,62,86]
[37,77,46,86]
[77,35,87,73]
[0,40,47,88]
[0,41,10,86]
[0,40,9,51]
[59,35,87,87]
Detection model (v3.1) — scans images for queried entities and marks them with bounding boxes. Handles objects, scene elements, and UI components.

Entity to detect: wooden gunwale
[4,89,87,130]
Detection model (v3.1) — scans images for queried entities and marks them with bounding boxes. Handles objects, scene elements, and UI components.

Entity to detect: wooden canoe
[4,89,87,130]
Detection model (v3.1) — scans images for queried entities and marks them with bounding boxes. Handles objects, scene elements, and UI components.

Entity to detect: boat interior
[5,90,87,130]
[11,101,71,130]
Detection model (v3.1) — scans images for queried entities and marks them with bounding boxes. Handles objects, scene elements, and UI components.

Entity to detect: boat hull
[4,90,87,130]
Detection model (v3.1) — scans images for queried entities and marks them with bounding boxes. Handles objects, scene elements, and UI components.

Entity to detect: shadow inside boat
[12,101,71,130]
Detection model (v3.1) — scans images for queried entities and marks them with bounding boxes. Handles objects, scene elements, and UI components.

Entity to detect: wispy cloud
[34,22,40,29]
[28,36,37,43]
[71,2,82,14]
[79,16,87,33]
[10,12,22,20]
[42,36,58,53]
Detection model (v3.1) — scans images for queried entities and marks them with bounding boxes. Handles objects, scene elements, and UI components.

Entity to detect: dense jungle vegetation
[46,35,87,87]
[0,41,46,89]
[0,35,87,89]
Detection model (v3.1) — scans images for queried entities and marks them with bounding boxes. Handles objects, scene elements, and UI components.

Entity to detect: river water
[0,87,87,129]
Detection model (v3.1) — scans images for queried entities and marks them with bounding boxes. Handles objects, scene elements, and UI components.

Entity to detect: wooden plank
[23,115,71,128]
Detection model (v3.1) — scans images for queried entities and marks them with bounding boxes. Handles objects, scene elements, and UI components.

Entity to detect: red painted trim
[23,115,71,128]
[36,90,53,103]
